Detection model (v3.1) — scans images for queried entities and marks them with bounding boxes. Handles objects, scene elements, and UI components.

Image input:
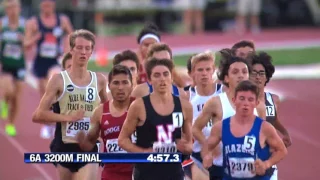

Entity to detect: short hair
[232,40,255,51]
[251,52,275,85]
[235,80,259,99]
[187,54,196,74]
[191,51,215,70]
[217,48,252,87]
[137,22,161,44]
[113,50,139,69]
[61,52,72,70]
[108,65,133,84]
[2,0,20,7]
[145,58,174,80]
[147,43,172,59]
[69,29,96,49]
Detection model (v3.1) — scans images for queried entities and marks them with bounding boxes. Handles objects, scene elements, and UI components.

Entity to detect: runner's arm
[97,73,108,103]
[262,121,288,168]
[78,105,102,151]
[60,15,73,53]
[192,97,217,146]
[131,84,148,98]
[177,98,193,154]
[178,88,189,100]
[23,18,40,49]
[118,99,152,152]
[257,101,266,120]
[202,121,222,163]
[272,94,290,138]
[172,69,186,88]
[32,74,79,123]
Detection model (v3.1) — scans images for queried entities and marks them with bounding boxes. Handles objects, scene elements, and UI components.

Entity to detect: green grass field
[87,47,320,72]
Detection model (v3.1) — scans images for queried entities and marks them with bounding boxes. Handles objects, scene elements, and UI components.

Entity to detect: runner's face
[119,60,138,85]
[193,60,215,86]
[233,91,258,116]
[225,62,249,89]
[40,0,55,14]
[5,2,20,17]
[149,65,172,94]
[109,74,132,102]
[250,64,266,89]
[152,50,171,60]
[140,38,157,59]
[71,37,93,66]
[235,46,254,59]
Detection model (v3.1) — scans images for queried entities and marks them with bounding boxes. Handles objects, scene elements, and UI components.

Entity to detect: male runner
[193,49,266,180]
[77,65,135,180]
[136,23,161,84]
[118,58,193,180]
[231,40,255,59]
[131,43,188,99]
[0,0,26,136]
[106,50,140,100]
[250,52,291,146]
[202,80,287,179]
[25,0,73,138]
[250,52,292,180]
[32,29,107,180]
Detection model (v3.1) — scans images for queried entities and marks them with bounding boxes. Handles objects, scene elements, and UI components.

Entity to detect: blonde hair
[191,50,215,69]
[2,0,21,7]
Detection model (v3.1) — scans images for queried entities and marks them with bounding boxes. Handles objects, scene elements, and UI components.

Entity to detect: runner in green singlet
[0,0,26,136]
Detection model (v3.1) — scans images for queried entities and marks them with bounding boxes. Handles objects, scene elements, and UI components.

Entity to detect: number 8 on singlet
[86,87,96,101]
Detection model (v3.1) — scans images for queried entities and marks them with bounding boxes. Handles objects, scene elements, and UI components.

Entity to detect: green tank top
[0,16,25,68]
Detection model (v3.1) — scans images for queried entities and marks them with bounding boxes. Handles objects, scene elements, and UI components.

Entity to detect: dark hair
[69,29,96,49]
[251,52,275,85]
[108,65,133,83]
[147,43,172,59]
[61,52,72,70]
[145,58,174,80]
[137,22,161,44]
[187,54,196,74]
[217,48,252,87]
[113,50,139,69]
[235,80,259,99]
[232,40,255,51]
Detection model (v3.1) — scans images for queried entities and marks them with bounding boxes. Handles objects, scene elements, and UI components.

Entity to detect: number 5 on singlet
[86,87,96,101]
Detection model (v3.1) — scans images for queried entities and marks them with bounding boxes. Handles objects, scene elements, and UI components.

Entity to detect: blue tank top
[222,117,271,180]
[147,82,180,96]
[35,14,63,61]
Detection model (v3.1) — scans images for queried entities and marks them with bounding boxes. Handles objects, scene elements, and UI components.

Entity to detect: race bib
[65,117,90,137]
[266,106,275,116]
[3,44,22,59]
[229,157,255,178]
[86,87,96,102]
[153,142,177,153]
[106,138,126,153]
[40,43,57,58]
[131,131,137,143]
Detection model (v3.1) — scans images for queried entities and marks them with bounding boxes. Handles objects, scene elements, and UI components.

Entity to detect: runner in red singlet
[77,65,134,180]
[136,23,161,84]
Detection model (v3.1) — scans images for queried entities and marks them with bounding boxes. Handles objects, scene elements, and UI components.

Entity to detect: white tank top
[191,84,223,152]
[213,92,259,166]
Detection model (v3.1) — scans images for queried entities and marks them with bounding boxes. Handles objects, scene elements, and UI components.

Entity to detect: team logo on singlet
[66,84,74,92]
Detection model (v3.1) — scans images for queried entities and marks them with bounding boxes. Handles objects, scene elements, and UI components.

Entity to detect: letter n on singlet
[156,125,174,143]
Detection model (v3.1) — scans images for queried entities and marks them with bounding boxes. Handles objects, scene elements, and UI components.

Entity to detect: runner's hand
[176,139,192,154]
[254,159,269,175]
[67,110,85,122]
[76,130,86,144]
[282,134,292,147]
[202,154,213,169]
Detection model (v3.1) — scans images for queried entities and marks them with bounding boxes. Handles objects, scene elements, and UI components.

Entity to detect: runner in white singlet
[192,49,266,180]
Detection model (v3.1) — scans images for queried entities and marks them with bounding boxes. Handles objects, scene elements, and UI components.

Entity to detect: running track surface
[1,28,320,180]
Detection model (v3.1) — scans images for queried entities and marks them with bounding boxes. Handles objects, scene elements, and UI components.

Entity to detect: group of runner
[1,0,291,180]
[0,0,73,137]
